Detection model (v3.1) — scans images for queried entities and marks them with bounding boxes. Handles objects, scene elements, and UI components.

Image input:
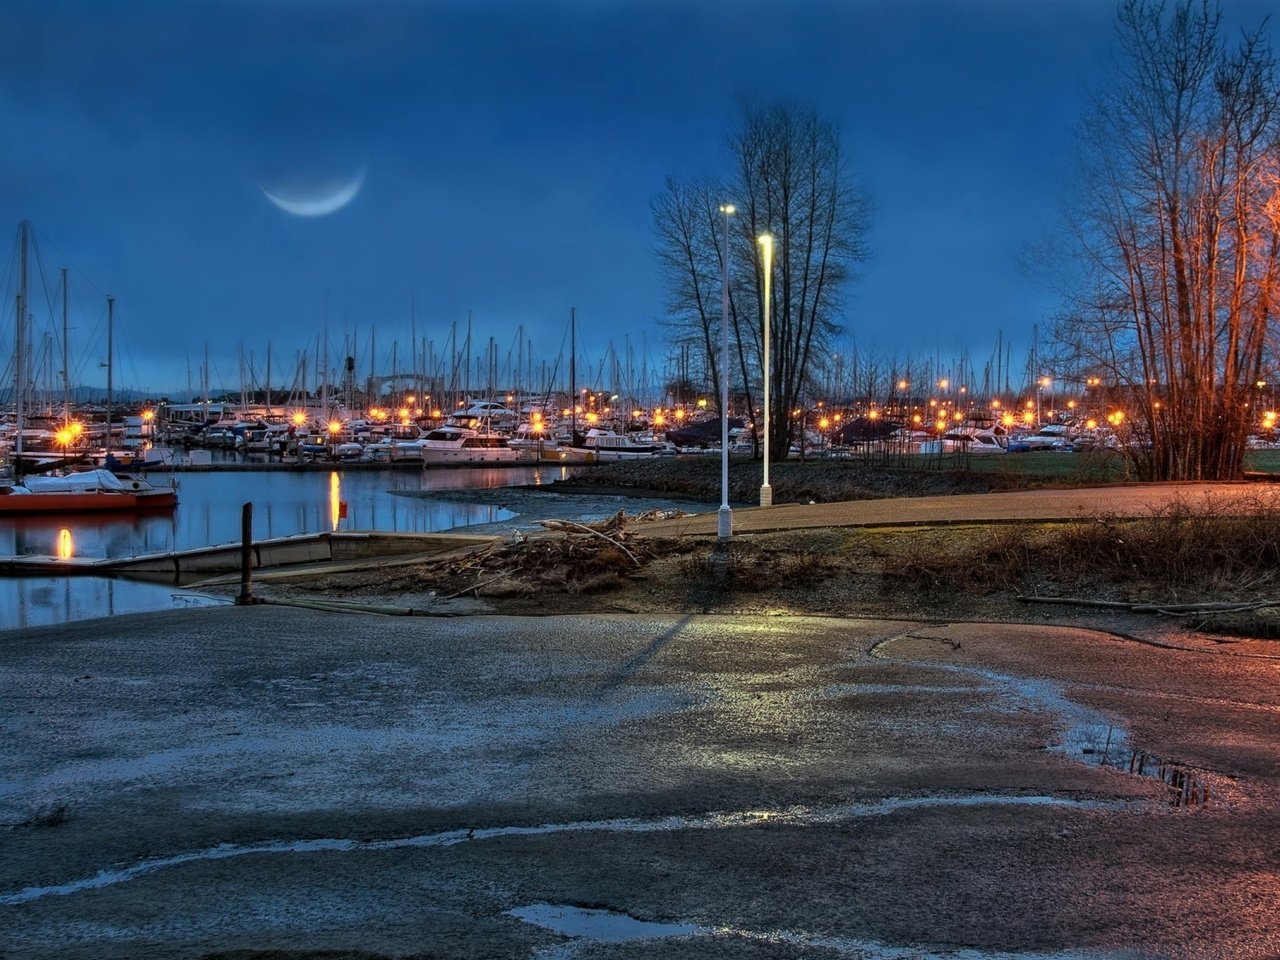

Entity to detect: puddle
[510,901,1133,959]
[512,902,698,943]
[0,793,1129,907]
[872,635,1217,809]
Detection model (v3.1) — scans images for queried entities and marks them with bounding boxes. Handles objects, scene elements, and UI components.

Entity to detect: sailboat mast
[60,267,70,424]
[106,295,115,453]
[570,307,576,437]
[14,221,30,461]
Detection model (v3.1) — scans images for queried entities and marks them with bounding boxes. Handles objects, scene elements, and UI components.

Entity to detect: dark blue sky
[3,0,1274,396]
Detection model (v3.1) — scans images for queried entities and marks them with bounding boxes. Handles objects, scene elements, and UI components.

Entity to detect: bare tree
[1057,0,1280,479]
[652,100,870,459]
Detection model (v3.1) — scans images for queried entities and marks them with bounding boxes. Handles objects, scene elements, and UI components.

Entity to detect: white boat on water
[941,427,1008,454]
[559,428,670,462]
[419,426,520,464]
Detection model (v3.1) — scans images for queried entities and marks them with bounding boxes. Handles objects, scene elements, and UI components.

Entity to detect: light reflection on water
[0,465,571,631]
[0,466,566,560]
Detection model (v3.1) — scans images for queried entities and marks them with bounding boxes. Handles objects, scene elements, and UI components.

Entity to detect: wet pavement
[3,608,1279,958]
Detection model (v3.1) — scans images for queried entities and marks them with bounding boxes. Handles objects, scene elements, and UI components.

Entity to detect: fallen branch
[1017,595,1280,616]
[441,572,511,600]
[1015,595,1135,609]
[534,520,640,567]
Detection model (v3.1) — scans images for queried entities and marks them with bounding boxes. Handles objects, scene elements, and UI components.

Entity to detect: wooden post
[236,501,254,605]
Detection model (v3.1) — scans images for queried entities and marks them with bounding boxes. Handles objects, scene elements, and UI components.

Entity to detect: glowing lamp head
[720,203,736,215]
[141,409,155,422]
[327,420,341,435]
[291,412,306,426]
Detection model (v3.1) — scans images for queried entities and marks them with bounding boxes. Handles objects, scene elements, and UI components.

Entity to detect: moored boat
[0,469,177,514]
[559,428,668,462]
[419,425,520,464]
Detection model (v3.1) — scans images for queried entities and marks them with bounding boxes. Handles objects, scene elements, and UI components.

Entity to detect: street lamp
[758,233,774,507]
[718,203,735,541]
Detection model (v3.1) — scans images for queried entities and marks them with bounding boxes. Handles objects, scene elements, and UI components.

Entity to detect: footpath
[636,480,1280,537]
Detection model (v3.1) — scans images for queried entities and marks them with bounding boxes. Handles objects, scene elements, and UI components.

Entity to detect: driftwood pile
[424,509,687,599]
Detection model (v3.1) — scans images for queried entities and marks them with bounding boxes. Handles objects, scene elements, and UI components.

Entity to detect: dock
[0,530,494,584]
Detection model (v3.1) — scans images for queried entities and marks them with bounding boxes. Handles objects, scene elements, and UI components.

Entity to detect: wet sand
[3,607,1280,958]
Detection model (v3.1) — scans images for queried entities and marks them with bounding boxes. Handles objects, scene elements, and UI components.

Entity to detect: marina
[0,464,569,631]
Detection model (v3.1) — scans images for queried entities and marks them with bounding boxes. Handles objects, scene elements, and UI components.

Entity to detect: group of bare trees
[1058,0,1280,480]
[656,3,1278,480]
[652,101,870,459]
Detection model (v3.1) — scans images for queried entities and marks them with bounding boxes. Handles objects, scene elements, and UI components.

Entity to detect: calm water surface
[0,465,573,631]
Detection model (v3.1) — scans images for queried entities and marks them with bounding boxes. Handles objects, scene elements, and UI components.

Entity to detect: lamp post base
[759,484,773,507]
[716,505,733,540]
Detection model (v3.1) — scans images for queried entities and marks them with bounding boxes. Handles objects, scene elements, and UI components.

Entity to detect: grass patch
[883,496,1280,604]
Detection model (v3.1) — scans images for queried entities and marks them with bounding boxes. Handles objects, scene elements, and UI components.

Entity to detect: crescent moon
[258,166,366,217]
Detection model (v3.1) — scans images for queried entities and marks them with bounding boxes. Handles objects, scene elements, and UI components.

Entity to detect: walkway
[636,481,1280,537]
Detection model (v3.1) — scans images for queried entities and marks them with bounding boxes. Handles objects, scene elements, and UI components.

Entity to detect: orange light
[327,420,342,435]
[57,528,74,560]
[141,409,155,422]
[291,412,306,426]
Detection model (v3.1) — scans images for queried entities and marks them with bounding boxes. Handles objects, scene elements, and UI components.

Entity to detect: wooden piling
[236,501,254,605]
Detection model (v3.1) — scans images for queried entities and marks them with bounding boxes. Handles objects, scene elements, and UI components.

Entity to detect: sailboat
[2,221,177,514]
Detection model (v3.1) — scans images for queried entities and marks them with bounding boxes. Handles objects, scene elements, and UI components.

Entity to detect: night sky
[2,0,1275,398]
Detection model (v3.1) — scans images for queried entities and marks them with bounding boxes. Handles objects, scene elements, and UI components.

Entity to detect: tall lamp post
[758,233,774,507]
[718,204,736,541]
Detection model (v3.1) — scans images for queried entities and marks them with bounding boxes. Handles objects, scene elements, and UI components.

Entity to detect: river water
[0,463,690,631]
